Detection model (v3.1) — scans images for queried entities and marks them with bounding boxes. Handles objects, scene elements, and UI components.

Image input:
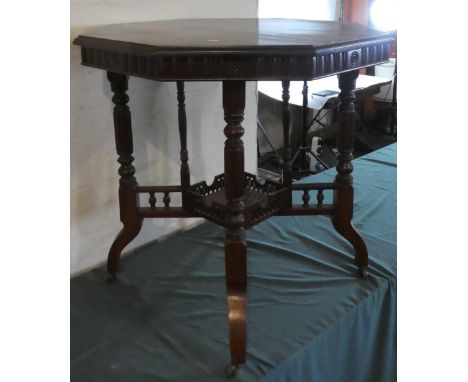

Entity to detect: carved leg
[223,81,247,377]
[177,81,191,207]
[332,70,369,279]
[106,72,142,279]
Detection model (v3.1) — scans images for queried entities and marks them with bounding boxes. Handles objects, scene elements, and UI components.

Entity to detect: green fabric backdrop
[71,144,396,381]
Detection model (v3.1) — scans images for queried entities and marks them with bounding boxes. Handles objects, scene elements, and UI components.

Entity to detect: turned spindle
[163,192,171,208]
[282,80,292,206]
[149,192,156,208]
[317,189,324,206]
[300,81,309,171]
[108,72,137,187]
[302,190,310,206]
[335,71,358,186]
[177,81,191,206]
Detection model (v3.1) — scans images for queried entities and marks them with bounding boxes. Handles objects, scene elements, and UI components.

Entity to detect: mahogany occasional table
[74,18,394,377]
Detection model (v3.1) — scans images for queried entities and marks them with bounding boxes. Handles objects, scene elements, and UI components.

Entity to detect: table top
[75,18,391,55]
[74,18,394,81]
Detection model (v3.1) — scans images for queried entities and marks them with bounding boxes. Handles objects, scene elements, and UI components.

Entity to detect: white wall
[71,1,259,275]
[258,0,339,20]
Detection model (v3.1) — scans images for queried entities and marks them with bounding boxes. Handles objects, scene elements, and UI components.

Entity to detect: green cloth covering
[71,144,396,381]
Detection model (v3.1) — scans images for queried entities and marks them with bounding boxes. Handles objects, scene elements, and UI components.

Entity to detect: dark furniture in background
[74,18,393,377]
[257,75,393,178]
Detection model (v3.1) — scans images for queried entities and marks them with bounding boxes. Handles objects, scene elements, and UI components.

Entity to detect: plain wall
[71,1,258,275]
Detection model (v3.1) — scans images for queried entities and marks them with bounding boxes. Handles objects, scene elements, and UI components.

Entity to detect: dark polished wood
[74,19,394,374]
[177,81,191,206]
[281,81,292,207]
[222,81,247,368]
[298,81,310,173]
[106,72,142,277]
[74,19,393,81]
[332,70,369,279]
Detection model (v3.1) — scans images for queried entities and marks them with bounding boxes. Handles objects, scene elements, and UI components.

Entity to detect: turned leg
[299,80,309,172]
[177,81,191,207]
[106,72,142,279]
[332,70,369,279]
[282,80,293,207]
[223,81,247,377]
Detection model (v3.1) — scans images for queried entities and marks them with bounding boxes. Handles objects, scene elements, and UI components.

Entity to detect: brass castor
[225,363,238,378]
[360,266,368,279]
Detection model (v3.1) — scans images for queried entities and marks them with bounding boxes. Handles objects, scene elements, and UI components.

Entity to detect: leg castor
[106,273,117,284]
[225,363,238,378]
[360,266,368,279]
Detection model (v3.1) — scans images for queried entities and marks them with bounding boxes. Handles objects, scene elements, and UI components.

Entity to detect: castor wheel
[106,273,117,283]
[360,266,368,279]
[225,363,238,378]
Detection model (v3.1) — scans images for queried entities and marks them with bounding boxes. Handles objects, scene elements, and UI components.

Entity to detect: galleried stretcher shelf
[74,18,394,377]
